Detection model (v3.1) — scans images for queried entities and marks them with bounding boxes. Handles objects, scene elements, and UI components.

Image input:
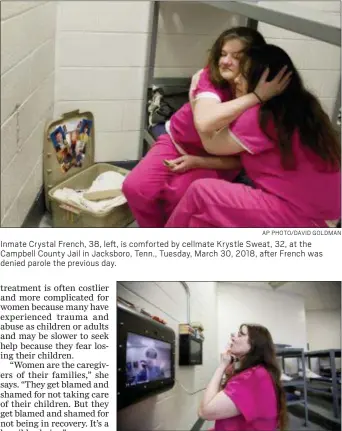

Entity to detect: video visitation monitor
[117,303,175,410]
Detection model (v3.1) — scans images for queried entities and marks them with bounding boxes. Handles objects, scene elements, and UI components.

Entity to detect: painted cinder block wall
[1,1,56,227]
[53,1,151,163]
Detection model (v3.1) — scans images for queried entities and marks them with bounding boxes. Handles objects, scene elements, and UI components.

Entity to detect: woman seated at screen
[122,27,289,227]
[198,324,287,431]
[166,44,341,228]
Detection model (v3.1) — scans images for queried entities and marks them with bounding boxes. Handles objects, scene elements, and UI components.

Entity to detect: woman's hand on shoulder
[254,66,292,102]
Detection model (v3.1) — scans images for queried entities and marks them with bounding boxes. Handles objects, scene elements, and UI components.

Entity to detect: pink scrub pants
[122,134,237,227]
[165,178,329,228]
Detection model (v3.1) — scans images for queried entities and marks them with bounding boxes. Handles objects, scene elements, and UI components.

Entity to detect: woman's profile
[198,324,287,431]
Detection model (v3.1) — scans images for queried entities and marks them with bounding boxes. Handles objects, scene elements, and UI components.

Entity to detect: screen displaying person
[136,348,165,383]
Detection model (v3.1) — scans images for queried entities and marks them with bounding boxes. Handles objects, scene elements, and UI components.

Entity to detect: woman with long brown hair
[198,324,287,431]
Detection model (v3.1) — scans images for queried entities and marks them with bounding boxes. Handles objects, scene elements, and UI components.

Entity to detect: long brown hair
[207,27,266,87]
[229,324,288,431]
[240,44,341,170]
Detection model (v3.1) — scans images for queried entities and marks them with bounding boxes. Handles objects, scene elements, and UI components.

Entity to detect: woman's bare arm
[193,94,259,134]
[191,66,291,134]
[198,362,240,421]
[188,69,259,133]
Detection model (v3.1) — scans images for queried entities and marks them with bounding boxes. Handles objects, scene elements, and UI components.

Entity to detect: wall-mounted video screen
[117,303,175,410]
[126,332,172,387]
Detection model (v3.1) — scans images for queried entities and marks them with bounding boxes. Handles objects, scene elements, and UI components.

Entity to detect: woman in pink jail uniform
[166,44,341,228]
[122,27,289,227]
[198,324,287,431]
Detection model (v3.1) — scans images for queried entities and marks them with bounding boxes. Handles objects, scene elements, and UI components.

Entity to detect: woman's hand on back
[254,66,292,102]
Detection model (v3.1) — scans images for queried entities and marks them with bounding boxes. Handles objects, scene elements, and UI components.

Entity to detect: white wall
[277,281,341,352]
[155,2,244,78]
[1,1,56,227]
[217,282,335,376]
[220,281,341,352]
[278,281,341,312]
[306,310,341,351]
[258,1,340,119]
[217,282,307,353]
[54,1,151,162]
[306,309,341,373]
[117,281,218,431]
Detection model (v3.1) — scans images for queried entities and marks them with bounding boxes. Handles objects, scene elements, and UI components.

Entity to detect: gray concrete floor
[39,213,53,228]
[307,397,341,426]
[288,413,326,430]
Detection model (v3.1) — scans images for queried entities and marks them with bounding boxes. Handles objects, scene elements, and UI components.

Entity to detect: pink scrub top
[168,67,232,156]
[215,365,278,431]
[229,105,341,221]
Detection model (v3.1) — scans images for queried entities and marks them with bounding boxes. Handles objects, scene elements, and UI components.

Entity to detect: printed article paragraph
[0,283,114,431]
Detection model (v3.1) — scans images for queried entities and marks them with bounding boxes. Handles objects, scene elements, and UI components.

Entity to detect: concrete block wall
[155,2,245,78]
[54,1,152,162]
[258,1,340,118]
[1,1,56,227]
[117,281,218,431]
